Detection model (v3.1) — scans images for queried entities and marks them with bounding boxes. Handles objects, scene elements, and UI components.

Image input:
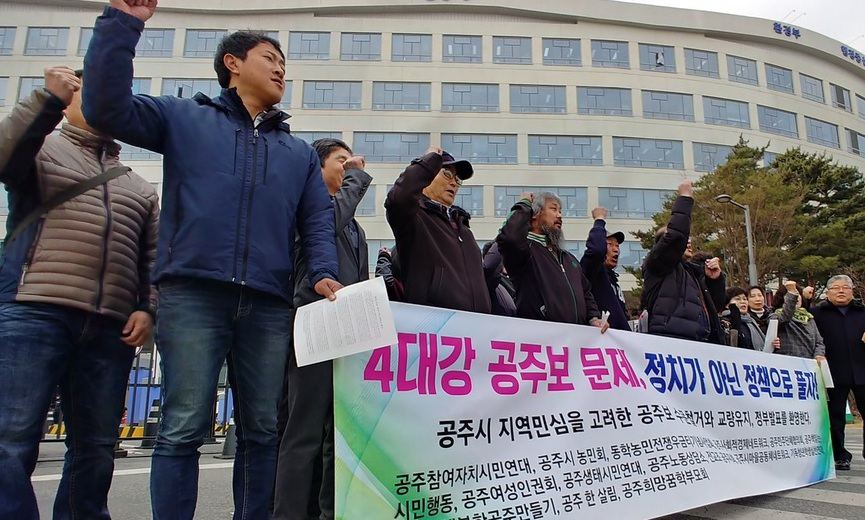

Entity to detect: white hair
[827,274,853,288]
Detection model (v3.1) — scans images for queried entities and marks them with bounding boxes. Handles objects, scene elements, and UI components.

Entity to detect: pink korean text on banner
[334,303,834,520]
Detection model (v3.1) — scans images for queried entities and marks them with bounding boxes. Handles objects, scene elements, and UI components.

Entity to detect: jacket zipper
[239,127,260,284]
[19,220,45,286]
[230,127,247,282]
[553,248,580,323]
[94,148,113,310]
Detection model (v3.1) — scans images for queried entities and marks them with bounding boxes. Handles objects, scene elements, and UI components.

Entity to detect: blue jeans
[0,302,134,520]
[151,277,292,520]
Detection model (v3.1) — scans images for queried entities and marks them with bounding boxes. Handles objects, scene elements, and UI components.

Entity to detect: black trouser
[826,384,865,463]
[274,350,334,520]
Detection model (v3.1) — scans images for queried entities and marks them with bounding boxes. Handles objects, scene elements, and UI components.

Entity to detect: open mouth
[271,79,284,89]
[446,189,456,197]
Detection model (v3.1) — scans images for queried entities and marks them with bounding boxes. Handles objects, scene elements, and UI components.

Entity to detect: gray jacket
[773,293,826,359]
[294,168,372,307]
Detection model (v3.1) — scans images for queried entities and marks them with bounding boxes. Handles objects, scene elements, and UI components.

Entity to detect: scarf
[792,307,814,324]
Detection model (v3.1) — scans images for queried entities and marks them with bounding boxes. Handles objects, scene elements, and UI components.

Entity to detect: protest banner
[334,303,833,519]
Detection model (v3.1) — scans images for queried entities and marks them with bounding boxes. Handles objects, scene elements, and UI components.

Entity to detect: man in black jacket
[385,146,490,313]
[580,207,630,330]
[274,138,371,520]
[641,180,726,344]
[812,274,865,471]
[497,191,605,329]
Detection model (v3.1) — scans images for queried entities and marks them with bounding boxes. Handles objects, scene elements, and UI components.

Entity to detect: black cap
[607,231,625,244]
[441,151,474,180]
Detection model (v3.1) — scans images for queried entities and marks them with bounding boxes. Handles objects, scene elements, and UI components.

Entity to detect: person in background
[375,247,404,302]
[747,285,772,333]
[482,241,517,317]
[720,287,779,351]
[496,191,606,330]
[772,280,826,361]
[580,207,630,330]
[812,275,865,471]
[385,146,490,313]
[641,180,726,344]
[274,138,371,520]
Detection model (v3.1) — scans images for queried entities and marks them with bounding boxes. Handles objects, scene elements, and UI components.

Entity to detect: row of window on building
[2,26,863,116]
[4,76,863,157]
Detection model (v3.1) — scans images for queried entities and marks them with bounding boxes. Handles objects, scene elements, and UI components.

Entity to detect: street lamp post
[714,194,759,286]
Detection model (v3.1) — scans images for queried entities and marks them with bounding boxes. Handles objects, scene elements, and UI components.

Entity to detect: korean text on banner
[334,303,833,520]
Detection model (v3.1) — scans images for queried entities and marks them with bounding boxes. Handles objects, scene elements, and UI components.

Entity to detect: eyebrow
[265,49,286,66]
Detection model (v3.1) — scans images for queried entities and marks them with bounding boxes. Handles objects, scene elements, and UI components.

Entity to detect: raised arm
[83,3,174,152]
[0,69,75,189]
[496,193,533,280]
[580,208,610,278]
[643,181,694,277]
[333,157,373,232]
[385,148,443,239]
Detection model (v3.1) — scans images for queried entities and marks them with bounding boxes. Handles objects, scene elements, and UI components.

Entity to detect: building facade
[2,0,864,286]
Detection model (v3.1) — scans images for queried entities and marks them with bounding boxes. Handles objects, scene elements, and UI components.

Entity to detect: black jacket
[294,168,371,307]
[385,153,491,313]
[497,201,600,325]
[580,218,630,330]
[641,196,726,344]
[482,241,517,317]
[812,300,865,386]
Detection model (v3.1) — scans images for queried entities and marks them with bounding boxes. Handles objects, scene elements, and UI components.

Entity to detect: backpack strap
[4,166,131,246]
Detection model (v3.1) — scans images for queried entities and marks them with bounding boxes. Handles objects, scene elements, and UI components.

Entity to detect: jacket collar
[196,88,291,126]
[816,299,865,311]
[421,196,471,226]
[60,123,120,157]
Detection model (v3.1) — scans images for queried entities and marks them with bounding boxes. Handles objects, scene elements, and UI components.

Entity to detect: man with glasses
[813,275,865,471]
[385,146,491,313]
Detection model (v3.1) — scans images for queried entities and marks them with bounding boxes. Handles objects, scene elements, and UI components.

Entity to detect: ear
[223,53,242,77]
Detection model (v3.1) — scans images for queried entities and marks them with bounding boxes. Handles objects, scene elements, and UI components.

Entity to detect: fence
[41,342,233,444]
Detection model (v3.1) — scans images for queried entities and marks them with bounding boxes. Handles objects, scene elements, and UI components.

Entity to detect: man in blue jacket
[580,206,630,330]
[83,2,340,518]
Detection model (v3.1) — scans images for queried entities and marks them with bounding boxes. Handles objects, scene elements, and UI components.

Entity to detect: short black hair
[747,285,765,298]
[725,287,747,302]
[214,31,284,88]
[311,138,352,166]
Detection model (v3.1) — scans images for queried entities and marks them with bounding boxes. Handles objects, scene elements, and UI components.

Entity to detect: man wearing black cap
[385,146,491,313]
[580,207,631,330]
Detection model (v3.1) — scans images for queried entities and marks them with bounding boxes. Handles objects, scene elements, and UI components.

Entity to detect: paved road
[32,428,865,519]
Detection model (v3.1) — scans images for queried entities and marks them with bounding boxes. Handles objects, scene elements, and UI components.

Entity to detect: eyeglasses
[828,285,853,291]
[440,169,463,187]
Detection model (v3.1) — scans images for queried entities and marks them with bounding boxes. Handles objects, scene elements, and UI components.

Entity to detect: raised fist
[591,207,608,220]
[424,145,443,156]
[342,155,366,171]
[520,192,535,204]
[109,0,158,22]
[44,67,80,107]
[784,280,798,293]
[704,257,722,279]
[678,179,694,198]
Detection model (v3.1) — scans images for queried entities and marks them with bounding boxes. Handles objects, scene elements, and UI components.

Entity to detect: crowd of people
[1,1,864,519]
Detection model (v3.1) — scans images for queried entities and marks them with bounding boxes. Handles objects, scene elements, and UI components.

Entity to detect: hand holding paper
[293,277,398,367]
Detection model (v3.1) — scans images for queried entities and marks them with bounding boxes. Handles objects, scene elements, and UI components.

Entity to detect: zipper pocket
[19,219,46,286]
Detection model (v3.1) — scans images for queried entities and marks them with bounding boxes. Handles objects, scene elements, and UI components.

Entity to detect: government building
[2,0,864,286]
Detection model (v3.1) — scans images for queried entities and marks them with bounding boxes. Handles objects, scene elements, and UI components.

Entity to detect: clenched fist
[591,207,608,220]
[678,179,694,198]
[704,257,722,280]
[44,67,81,107]
[110,0,158,22]
[343,155,366,171]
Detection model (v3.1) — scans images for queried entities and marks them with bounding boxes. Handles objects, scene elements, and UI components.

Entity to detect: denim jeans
[151,277,292,520]
[0,302,134,520]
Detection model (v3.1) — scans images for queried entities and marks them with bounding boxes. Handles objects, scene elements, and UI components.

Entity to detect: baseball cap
[441,151,474,180]
[607,231,625,244]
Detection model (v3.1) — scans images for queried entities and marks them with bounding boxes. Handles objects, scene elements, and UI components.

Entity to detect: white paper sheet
[763,319,779,353]
[819,359,835,388]
[293,277,397,367]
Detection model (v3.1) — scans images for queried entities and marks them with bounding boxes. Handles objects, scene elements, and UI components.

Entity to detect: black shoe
[836,460,851,471]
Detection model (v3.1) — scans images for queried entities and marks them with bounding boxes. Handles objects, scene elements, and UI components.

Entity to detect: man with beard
[496,191,606,329]
[580,207,630,330]
[641,180,726,344]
